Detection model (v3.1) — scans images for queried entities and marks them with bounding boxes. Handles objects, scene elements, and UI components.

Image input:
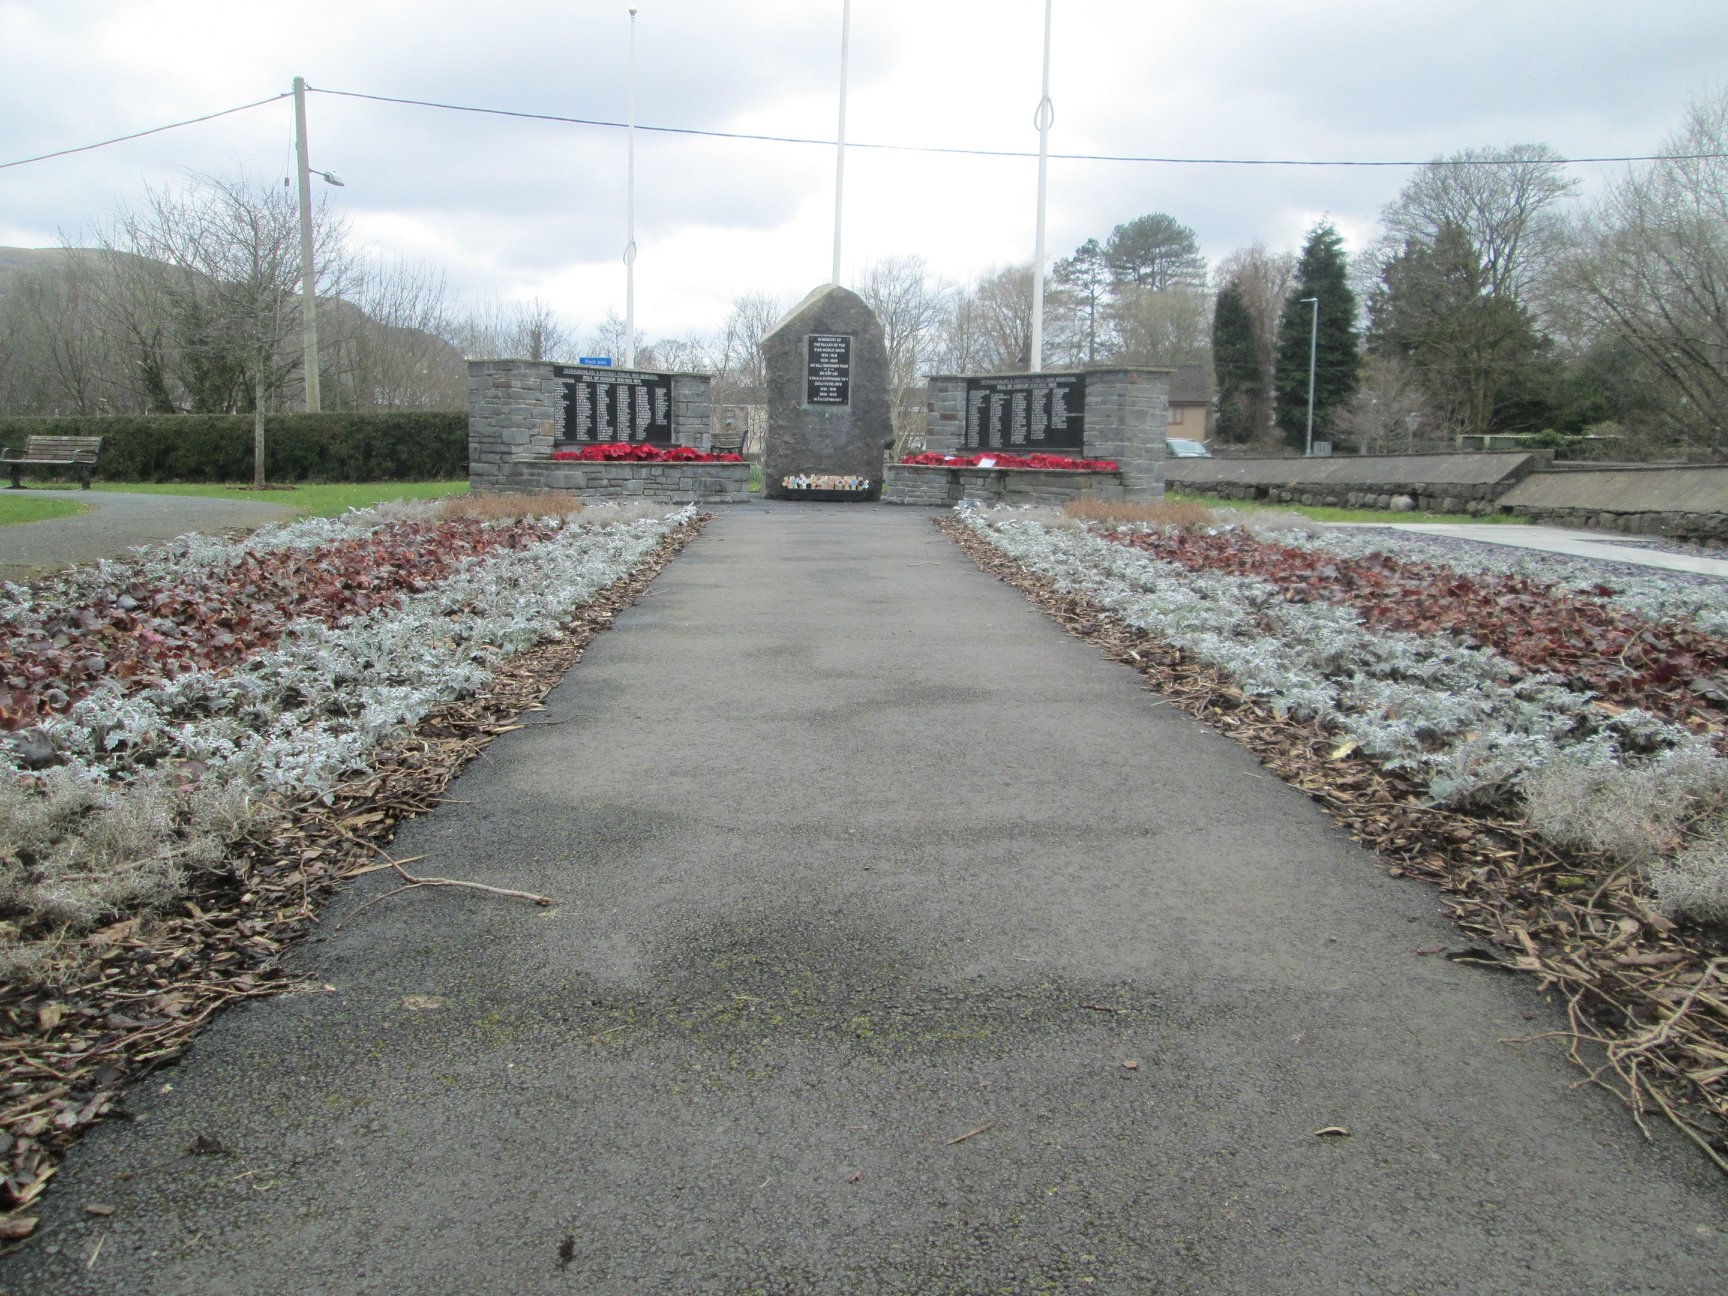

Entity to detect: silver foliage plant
[0,507,688,959]
[958,504,1728,919]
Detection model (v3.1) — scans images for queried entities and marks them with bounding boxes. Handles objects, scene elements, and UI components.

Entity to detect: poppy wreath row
[551,443,744,463]
[898,451,1121,472]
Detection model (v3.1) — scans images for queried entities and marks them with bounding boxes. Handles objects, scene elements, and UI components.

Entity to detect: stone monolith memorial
[760,284,890,500]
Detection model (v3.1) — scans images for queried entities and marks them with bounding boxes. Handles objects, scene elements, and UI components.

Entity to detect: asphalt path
[3,504,1724,1294]
[0,489,301,584]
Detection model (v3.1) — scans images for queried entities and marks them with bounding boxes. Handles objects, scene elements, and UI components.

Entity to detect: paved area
[0,489,301,584]
[1347,521,1728,579]
[3,504,1722,1295]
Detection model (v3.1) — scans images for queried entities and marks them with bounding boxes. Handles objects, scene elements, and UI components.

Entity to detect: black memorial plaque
[962,374,1086,451]
[556,366,674,444]
[805,334,852,406]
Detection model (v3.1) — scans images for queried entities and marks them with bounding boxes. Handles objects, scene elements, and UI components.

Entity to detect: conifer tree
[1274,222,1360,451]
[1211,280,1262,443]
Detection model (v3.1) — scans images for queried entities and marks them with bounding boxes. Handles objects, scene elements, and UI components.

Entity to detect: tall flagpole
[832,0,851,285]
[1029,0,1054,373]
[624,6,639,368]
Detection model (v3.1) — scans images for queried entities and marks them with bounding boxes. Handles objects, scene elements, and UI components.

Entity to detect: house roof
[1168,363,1211,405]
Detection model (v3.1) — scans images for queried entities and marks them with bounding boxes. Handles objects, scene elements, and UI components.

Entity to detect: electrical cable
[311,85,1727,168]
[8,83,1722,173]
[0,94,290,170]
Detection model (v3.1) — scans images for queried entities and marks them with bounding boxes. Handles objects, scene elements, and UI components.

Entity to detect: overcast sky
[3,0,1726,344]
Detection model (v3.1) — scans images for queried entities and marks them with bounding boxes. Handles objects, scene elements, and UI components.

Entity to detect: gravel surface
[2,504,1724,1295]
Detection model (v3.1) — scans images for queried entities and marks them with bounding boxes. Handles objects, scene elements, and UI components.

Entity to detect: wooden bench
[1,435,104,490]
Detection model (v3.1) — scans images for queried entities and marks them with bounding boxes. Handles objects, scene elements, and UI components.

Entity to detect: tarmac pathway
[2,504,1724,1294]
[0,489,301,584]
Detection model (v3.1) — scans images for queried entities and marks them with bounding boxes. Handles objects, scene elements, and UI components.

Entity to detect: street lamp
[1300,295,1319,456]
[293,76,343,414]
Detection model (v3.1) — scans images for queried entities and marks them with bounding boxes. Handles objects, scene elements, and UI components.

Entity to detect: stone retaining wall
[1497,465,1728,545]
[1166,452,1543,516]
[484,459,751,504]
[883,464,1125,506]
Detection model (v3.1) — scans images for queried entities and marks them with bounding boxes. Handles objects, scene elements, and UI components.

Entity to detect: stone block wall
[467,360,722,497]
[883,464,1125,506]
[921,369,1168,500]
[485,459,751,504]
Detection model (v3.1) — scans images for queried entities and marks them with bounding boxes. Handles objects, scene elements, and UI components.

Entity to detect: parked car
[1165,438,1211,458]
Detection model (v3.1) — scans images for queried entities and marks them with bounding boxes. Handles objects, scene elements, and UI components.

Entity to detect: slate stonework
[760,286,890,499]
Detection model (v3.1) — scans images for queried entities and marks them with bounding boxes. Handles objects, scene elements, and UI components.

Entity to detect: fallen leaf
[84,1202,115,1216]
[1121,1058,1141,1070]
[38,1001,64,1032]
[401,995,445,1011]
[1314,1126,1351,1138]
[0,1215,39,1240]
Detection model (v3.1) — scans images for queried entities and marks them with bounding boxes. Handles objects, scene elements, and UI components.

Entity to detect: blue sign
[578,356,613,367]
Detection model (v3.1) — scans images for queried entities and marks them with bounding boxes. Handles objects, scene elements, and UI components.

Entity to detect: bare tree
[857,255,950,451]
[940,264,1034,374]
[1567,90,1728,449]
[324,257,465,409]
[1331,354,1440,453]
[1109,285,1213,370]
[1377,144,1578,308]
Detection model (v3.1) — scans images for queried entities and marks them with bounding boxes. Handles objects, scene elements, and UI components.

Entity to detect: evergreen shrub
[0,412,467,482]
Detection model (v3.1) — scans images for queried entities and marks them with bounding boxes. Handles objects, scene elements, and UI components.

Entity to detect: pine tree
[1275,222,1360,451]
[1103,214,1207,292]
[1052,238,1111,364]
[1211,281,1262,443]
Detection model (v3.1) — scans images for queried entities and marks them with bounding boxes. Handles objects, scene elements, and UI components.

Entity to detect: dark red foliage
[550,442,742,463]
[1108,527,1728,737]
[898,452,1121,471]
[0,518,563,731]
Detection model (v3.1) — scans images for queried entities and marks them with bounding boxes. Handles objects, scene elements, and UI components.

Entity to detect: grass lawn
[1168,491,1528,527]
[91,480,471,518]
[0,493,89,526]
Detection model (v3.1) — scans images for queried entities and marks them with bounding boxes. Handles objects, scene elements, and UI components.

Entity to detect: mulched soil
[0,513,710,1246]
[940,515,1728,1176]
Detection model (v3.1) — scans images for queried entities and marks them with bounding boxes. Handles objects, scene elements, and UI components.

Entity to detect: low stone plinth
[484,459,751,503]
[883,463,1125,506]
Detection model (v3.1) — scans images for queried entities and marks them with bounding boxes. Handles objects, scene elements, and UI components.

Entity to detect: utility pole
[1028,0,1054,373]
[293,76,321,413]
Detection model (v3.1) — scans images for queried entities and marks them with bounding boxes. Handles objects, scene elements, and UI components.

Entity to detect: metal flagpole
[1029,0,1054,373]
[833,0,851,285]
[625,6,639,369]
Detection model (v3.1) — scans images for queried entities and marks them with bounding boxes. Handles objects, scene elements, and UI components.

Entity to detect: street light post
[293,76,342,414]
[1300,295,1319,456]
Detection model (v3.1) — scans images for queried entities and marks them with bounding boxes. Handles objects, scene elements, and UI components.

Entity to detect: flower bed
[947,501,1728,1168]
[900,451,1119,471]
[552,442,742,463]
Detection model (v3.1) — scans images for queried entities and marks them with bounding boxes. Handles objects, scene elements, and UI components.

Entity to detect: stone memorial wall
[884,367,1170,505]
[468,359,746,501]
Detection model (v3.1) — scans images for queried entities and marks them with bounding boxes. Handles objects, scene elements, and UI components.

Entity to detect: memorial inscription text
[556,366,673,444]
[805,334,853,407]
[963,374,1086,451]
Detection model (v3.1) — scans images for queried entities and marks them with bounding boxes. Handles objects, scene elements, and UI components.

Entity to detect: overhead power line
[0,94,290,170]
[4,83,1725,173]
[311,86,1725,168]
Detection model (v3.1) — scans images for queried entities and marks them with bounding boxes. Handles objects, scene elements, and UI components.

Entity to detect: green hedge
[0,412,467,483]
